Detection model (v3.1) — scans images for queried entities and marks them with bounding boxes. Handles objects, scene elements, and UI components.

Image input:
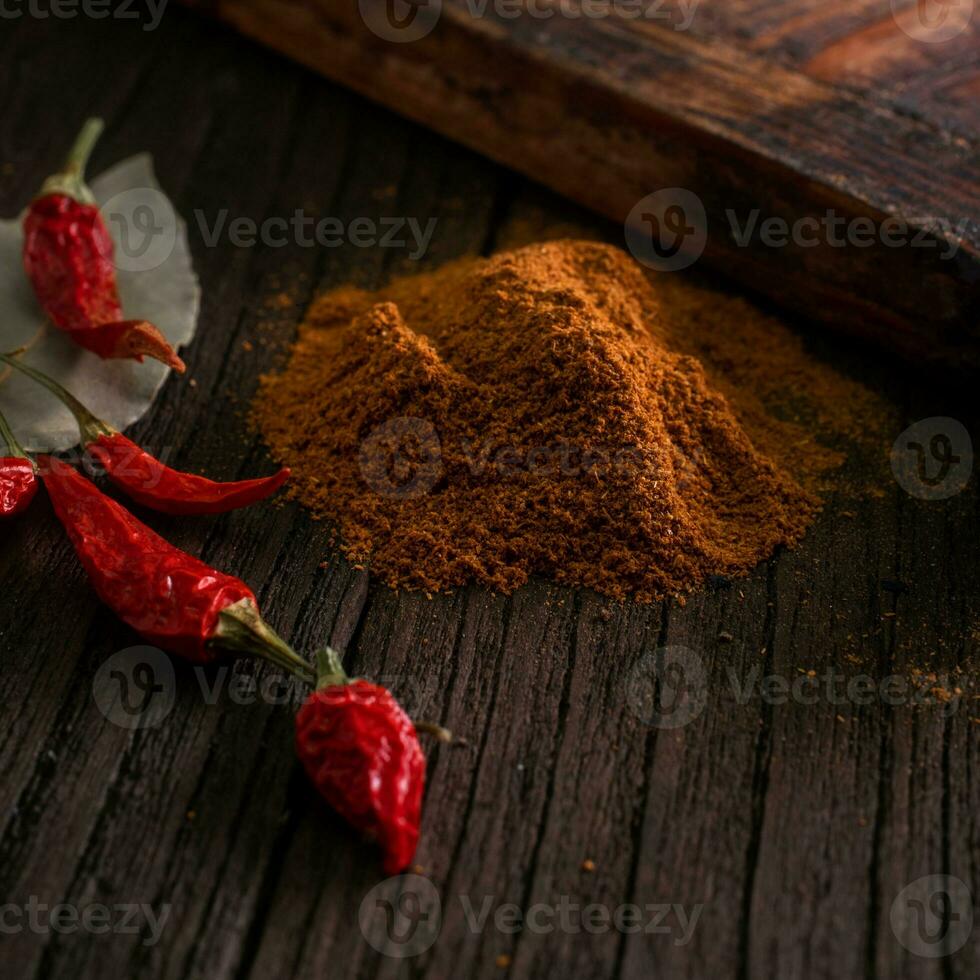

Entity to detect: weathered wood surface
[183,0,980,368]
[1,10,978,980]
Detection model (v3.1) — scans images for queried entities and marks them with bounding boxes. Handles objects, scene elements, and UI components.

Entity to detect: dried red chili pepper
[23,118,185,372]
[296,648,426,874]
[0,407,38,518]
[39,454,312,680]
[2,354,289,515]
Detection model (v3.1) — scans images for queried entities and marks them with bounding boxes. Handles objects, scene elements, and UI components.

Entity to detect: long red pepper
[43,454,430,869]
[2,353,289,515]
[0,408,38,518]
[296,648,427,874]
[23,119,185,372]
[42,454,441,871]
[39,455,312,679]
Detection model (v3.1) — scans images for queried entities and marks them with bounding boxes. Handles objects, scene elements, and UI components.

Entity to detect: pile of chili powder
[254,240,863,601]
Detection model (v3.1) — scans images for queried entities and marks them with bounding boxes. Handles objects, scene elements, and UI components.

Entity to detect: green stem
[0,406,28,460]
[38,117,104,205]
[315,647,350,691]
[213,599,315,685]
[64,118,104,177]
[0,353,112,445]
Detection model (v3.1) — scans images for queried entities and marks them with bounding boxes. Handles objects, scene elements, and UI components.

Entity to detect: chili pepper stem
[0,352,111,444]
[214,599,315,684]
[0,407,31,462]
[415,721,454,744]
[38,118,104,205]
[315,647,350,690]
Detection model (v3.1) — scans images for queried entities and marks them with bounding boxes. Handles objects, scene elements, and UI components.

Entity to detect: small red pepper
[2,353,289,515]
[0,407,38,518]
[296,649,427,874]
[39,454,312,680]
[23,118,185,373]
[86,433,291,515]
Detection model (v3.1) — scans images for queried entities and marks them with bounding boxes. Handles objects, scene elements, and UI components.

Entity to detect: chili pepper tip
[104,320,186,372]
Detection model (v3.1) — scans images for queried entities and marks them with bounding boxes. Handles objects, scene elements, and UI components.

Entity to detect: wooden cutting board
[185,0,979,367]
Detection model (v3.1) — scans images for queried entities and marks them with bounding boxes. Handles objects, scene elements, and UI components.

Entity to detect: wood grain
[0,10,978,980]
[182,0,980,369]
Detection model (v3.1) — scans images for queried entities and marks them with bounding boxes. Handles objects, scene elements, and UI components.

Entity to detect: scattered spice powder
[254,240,881,602]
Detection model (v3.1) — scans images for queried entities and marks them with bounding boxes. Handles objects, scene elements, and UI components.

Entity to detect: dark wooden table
[1,10,978,980]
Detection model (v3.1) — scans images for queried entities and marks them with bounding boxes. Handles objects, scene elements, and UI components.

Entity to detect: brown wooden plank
[183,0,980,369]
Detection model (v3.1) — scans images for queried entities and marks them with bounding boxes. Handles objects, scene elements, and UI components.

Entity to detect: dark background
[0,7,978,980]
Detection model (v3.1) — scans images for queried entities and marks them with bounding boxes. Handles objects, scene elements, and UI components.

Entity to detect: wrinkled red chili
[2,354,289,515]
[39,455,311,679]
[22,118,185,372]
[295,648,426,874]
[0,407,38,518]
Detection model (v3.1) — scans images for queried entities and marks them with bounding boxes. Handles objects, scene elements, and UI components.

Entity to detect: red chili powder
[253,240,878,601]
